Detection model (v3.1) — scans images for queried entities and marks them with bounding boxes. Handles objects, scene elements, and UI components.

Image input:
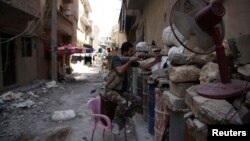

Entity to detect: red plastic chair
[87,96,116,141]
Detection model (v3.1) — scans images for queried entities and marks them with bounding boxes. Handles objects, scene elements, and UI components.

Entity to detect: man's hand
[129,54,138,63]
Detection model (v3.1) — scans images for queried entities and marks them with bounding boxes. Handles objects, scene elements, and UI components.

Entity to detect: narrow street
[1,1,250,141]
[0,62,136,141]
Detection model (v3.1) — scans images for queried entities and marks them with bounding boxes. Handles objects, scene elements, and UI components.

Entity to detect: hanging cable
[0,1,51,73]
[0,0,50,44]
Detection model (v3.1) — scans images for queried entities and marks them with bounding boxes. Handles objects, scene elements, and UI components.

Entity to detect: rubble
[51,110,76,121]
[169,53,188,66]
[163,91,187,112]
[169,65,201,83]
[46,81,58,89]
[187,54,216,67]
[13,100,35,108]
[1,91,23,101]
[237,64,250,78]
[233,98,250,124]
[186,86,242,124]
[148,68,168,81]
[236,35,250,64]
[27,91,39,98]
[199,62,219,84]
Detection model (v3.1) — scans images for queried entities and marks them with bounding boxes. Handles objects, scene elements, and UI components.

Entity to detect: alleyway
[0,62,138,141]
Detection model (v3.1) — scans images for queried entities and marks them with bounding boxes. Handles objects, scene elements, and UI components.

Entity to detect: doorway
[0,33,16,88]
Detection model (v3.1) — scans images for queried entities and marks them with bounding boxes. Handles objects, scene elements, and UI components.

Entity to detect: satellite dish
[170,0,249,99]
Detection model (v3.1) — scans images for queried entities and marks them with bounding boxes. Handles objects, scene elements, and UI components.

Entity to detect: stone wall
[133,0,177,48]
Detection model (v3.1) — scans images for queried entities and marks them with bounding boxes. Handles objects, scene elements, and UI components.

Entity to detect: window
[21,37,32,57]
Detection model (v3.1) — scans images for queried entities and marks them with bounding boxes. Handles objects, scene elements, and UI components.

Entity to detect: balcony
[127,0,144,9]
[81,15,91,26]
[44,11,73,35]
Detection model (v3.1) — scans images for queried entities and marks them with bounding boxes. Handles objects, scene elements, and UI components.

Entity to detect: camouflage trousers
[102,90,142,128]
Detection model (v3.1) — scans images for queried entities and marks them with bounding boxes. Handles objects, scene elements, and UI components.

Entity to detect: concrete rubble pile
[0,80,64,112]
[160,43,250,141]
[141,27,250,141]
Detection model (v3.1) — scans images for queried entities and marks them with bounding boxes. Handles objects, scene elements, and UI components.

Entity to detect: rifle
[119,53,168,62]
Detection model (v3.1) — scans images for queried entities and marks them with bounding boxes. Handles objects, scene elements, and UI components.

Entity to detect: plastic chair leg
[91,129,96,141]
[113,134,117,141]
[103,129,105,138]
[124,126,127,141]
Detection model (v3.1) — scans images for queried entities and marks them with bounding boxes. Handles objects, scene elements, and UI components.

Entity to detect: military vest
[105,69,126,91]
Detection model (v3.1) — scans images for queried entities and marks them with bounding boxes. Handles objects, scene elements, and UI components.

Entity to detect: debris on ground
[46,81,59,89]
[51,110,76,121]
[1,91,23,102]
[13,100,35,108]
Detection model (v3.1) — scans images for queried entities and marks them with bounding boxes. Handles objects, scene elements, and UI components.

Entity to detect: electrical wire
[22,1,51,37]
[0,1,51,73]
[0,0,50,44]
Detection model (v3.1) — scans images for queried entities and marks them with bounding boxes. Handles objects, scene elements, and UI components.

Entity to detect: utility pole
[51,0,57,81]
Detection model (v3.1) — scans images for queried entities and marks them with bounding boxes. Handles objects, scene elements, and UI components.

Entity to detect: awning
[127,0,144,9]
[57,44,90,55]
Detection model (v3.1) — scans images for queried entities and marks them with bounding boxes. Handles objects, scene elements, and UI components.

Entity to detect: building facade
[0,0,80,91]
[77,0,93,48]
[119,0,176,48]
[0,0,45,90]
[111,24,127,49]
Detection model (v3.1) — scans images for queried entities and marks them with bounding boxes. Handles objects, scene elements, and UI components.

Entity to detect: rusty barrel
[132,68,138,96]
[154,88,170,141]
[147,79,157,135]
[142,71,151,122]
[137,73,143,99]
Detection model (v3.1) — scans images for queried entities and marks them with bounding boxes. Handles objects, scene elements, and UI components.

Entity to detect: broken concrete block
[52,110,76,121]
[188,54,216,67]
[157,78,169,88]
[149,69,168,81]
[163,91,187,111]
[193,119,207,131]
[169,53,188,66]
[169,81,196,98]
[185,86,242,124]
[233,98,250,124]
[236,35,250,64]
[169,65,201,83]
[199,62,219,84]
[2,91,23,101]
[27,91,39,98]
[14,100,35,108]
[237,64,250,78]
[46,81,58,89]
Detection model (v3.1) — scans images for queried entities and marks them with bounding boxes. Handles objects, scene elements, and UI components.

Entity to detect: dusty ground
[0,62,132,141]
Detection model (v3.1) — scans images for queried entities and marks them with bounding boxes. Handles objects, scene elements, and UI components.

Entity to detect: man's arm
[139,56,162,70]
[115,55,138,74]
